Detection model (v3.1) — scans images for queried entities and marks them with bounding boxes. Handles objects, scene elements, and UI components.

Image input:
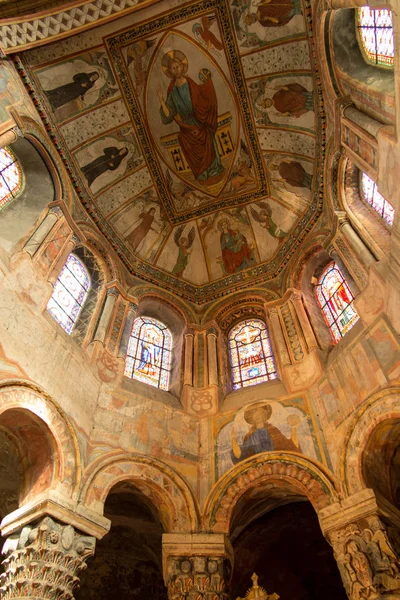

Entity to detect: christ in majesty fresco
[157,50,224,181]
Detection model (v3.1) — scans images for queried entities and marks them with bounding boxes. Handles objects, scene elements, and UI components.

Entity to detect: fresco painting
[248,200,298,261]
[35,49,119,122]
[123,38,158,99]
[216,400,318,478]
[200,208,258,278]
[157,223,209,285]
[0,62,25,123]
[146,31,238,197]
[231,0,305,49]
[110,189,170,261]
[265,153,314,207]
[74,126,142,195]
[249,75,315,132]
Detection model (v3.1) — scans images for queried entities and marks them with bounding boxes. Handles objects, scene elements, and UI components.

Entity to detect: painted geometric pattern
[0,0,142,50]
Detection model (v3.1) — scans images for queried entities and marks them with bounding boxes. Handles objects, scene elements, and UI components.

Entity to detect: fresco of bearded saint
[157,50,224,181]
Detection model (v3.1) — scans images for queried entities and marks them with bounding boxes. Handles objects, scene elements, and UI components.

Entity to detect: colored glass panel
[357,7,393,67]
[47,253,90,334]
[124,316,172,391]
[361,172,394,226]
[316,262,359,343]
[0,147,22,210]
[229,319,277,390]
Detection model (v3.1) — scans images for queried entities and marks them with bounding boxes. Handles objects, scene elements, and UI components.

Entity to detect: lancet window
[124,316,172,391]
[357,7,394,67]
[315,262,359,343]
[361,172,394,226]
[229,319,277,390]
[0,147,22,211]
[47,253,90,334]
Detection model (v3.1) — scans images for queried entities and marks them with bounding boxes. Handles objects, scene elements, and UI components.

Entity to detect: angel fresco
[157,50,224,182]
[82,146,129,188]
[271,160,313,189]
[172,225,196,278]
[228,141,256,193]
[250,202,287,239]
[243,0,302,28]
[45,71,100,110]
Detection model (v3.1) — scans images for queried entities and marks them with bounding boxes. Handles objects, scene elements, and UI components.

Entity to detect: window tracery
[47,253,90,334]
[361,172,394,226]
[357,7,394,67]
[0,147,22,210]
[229,319,277,390]
[315,262,359,343]
[124,316,172,391]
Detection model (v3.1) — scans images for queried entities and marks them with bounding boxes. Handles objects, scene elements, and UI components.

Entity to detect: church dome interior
[0,0,399,598]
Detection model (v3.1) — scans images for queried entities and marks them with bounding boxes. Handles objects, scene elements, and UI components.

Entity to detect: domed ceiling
[17,0,324,303]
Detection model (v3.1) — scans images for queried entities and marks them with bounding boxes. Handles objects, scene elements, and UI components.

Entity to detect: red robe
[167,76,218,179]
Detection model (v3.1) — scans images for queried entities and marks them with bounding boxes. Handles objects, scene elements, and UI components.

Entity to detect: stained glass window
[124,317,172,391]
[316,262,360,344]
[361,172,394,226]
[47,253,90,334]
[229,319,277,390]
[357,7,394,67]
[0,147,22,211]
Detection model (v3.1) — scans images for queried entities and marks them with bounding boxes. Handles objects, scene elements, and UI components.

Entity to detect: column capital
[1,515,96,600]
[162,533,232,600]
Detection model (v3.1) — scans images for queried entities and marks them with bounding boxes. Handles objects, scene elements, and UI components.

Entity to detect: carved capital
[165,555,230,600]
[1,516,96,599]
[328,514,400,600]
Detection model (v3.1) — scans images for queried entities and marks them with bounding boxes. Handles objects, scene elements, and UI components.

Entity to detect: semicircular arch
[80,453,200,533]
[340,387,400,496]
[0,381,81,499]
[203,452,339,534]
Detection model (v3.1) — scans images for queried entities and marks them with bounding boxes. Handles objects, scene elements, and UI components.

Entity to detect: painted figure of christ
[157,50,224,181]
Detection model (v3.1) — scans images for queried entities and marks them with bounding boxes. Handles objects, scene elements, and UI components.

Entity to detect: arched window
[124,316,172,391]
[0,147,22,211]
[361,172,394,226]
[47,253,90,334]
[357,7,394,67]
[229,319,277,390]
[315,262,359,343]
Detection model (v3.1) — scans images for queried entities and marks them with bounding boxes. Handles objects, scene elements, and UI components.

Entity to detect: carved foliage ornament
[329,515,400,600]
[166,555,230,600]
[0,516,95,600]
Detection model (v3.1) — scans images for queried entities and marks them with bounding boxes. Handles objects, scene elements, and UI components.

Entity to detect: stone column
[267,306,291,367]
[24,207,61,257]
[184,331,194,386]
[291,290,318,351]
[320,490,400,600]
[207,329,218,387]
[117,301,138,358]
[0,127,21,149]
[338,214,376,269]
[162,533,232,600]
[48,234,78,285]
[0,515,96,600]
[93,286,119,344]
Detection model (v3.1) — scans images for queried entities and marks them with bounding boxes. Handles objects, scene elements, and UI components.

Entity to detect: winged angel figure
[250,201,287,239]
[172,225,196,278]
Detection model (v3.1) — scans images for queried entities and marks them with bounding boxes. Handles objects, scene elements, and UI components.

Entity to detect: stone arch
[0,382,81,502]
[203,452,339,534]
[80,453,200,533]
[340,387,400,496]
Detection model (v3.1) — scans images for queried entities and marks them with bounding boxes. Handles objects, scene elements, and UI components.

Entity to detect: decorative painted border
[14,0,326,304]
[0,0,156,53]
